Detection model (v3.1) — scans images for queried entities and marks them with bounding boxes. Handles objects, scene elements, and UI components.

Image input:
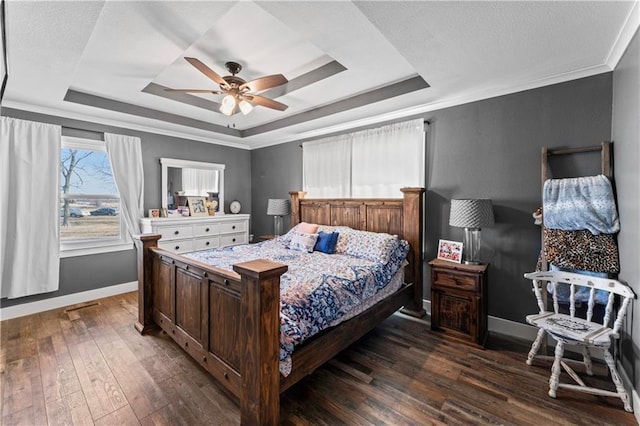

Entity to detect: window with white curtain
[59,136,131,257]
[303,119,425,198]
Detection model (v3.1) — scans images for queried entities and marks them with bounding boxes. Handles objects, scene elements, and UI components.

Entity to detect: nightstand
[429,258,488,348]
[258,234,276,241]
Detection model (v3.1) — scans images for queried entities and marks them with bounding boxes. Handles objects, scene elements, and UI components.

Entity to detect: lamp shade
[267,199,290,216]
[449,199,494,228]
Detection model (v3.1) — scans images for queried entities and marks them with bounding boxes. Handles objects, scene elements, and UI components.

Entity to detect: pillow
[288,232,318,253]
[343,229,399,264]
[317,225,352,253]
[314,231,339,254]
[297,222,319,234]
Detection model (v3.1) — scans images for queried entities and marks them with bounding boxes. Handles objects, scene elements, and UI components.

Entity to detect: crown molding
[605,1,640,69]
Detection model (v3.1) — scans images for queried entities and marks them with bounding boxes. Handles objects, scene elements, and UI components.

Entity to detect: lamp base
[273,216,283,236]
[463,227,482,265]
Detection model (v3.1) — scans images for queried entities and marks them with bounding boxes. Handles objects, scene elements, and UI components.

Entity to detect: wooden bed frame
[134,187,425,425]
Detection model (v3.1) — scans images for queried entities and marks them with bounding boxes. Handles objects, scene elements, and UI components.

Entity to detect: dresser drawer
[194,223,219,236]
[158,225,193,240]
[220,233,246,247]
[193,236,219,251]
[220,221,246,234]
[432,269,479,291]
[158,239,194,253]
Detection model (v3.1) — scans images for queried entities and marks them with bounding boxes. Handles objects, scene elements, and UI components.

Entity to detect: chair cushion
[526,312,613,347]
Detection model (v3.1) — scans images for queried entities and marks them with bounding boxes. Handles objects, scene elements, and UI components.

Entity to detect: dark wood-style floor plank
[0,292,637,425]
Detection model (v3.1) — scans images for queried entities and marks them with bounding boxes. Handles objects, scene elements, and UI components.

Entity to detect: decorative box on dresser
[140,214,250,254]
[428,258,488,348]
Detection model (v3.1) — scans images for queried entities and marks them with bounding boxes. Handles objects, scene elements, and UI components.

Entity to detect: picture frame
[437,239,463,263]
[187,196,208,217]
[148,208,160,218]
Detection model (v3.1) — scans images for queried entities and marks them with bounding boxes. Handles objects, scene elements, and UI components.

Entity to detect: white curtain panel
[303,134,352,197]
[351,118,424,198]
[105,133,144,237]
[182,168,219,196]
[0,117,61,299]
[303,118,424,198]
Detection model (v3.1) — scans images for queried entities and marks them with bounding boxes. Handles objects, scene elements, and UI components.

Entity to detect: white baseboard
[0,281,137,321]
[618,360,639,418]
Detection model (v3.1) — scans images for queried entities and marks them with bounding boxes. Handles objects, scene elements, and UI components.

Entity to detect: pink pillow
[297,222,319,234]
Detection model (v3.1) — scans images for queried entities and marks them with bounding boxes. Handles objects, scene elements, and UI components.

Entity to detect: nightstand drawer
[432,269,479,291]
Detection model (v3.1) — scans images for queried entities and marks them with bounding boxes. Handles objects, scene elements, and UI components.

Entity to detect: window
[60,136,131,257]
[303,119,425,197]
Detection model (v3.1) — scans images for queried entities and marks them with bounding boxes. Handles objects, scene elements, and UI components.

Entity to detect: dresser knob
[205,228,210,232]
[224,279,229,286]
[206,241,210,246]
[232,225,236,229]
[232,238,236,242]
[174,230,179,235]
[223,372,228,379]
[175,246,180,250]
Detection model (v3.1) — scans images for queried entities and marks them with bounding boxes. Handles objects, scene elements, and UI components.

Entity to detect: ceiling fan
[165,57,289,116]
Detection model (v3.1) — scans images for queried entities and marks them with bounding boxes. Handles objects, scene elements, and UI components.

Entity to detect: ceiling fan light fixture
[220,94,236,115]
[239,99,253,115]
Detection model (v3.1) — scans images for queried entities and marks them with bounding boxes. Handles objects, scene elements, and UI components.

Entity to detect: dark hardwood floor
[1,292,636,425]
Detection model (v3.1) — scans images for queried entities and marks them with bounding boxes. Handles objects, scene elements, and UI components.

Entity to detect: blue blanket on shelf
[543,175,619,235]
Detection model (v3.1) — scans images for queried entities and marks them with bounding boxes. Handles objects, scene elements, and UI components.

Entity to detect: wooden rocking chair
[524,270,635,412]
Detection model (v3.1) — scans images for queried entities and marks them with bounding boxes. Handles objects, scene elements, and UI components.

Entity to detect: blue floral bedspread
[184,237,409,376]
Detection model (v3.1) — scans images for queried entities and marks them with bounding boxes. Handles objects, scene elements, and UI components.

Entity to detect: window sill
[60,241,134,258]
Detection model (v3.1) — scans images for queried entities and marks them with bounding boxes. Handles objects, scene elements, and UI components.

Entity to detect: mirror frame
[160,158,225,214]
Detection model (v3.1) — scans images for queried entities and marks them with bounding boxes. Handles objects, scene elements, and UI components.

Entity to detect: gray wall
[612,31,639,389]
[250,141,302,239]
[1,108,251,308]
[251,73,613,323]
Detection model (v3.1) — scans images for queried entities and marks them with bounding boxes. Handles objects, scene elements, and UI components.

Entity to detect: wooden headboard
[289,187,425,316]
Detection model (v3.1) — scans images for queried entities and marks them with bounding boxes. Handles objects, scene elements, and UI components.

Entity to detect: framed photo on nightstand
[437,239,463,263]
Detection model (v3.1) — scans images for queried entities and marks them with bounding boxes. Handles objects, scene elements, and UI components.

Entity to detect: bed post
[399,187,426,318]
[233,259,288,426]
[133,234,161,334]
[289,191,306,227]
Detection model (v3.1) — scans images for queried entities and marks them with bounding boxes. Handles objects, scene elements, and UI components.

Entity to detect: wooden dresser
[140,214,250,254]
[429,258,488,348]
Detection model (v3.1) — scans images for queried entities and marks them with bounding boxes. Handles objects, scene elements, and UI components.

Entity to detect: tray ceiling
[2,1,638,149]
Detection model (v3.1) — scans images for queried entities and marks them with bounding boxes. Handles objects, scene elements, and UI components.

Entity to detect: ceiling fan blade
[240,74,288,93]
[243,94,288,111]
[184,57,228,87]
[164,89,224,95]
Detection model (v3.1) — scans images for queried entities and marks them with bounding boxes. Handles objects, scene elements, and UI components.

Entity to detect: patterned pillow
[288,232,318,253]
[342,229,398,264]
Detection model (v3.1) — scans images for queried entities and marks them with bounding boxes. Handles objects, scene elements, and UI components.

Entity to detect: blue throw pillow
[314,231,339,254]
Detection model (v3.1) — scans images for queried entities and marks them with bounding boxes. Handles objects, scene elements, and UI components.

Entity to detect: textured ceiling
[2,1,638,149]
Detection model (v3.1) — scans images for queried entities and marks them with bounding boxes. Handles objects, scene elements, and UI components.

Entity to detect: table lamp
[267,199,290,236]
[449,199,494,264]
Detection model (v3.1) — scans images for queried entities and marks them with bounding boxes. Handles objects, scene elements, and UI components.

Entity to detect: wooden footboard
[135,234,287,425]
[134,187,425,425]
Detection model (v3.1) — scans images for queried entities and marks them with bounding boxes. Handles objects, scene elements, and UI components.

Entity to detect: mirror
[161,158,225,213]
